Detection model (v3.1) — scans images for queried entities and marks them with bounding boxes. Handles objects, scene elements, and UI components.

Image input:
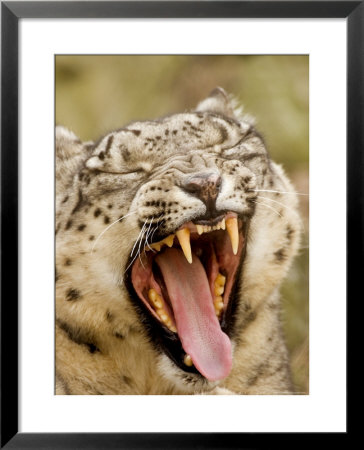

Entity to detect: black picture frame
[1,1,359,447]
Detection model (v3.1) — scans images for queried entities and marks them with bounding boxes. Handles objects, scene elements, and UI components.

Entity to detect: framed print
[1,1,360,447]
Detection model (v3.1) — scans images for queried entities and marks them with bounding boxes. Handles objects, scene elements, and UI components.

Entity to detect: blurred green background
[56,55,309,394]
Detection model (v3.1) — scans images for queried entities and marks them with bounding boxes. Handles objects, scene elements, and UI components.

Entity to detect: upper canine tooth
[176,228,192,264]
[196,225,204,235]
[226,217,239,255]
[221,218,226,230]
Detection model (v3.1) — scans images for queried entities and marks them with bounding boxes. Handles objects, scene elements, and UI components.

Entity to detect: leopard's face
[56,88,300,390]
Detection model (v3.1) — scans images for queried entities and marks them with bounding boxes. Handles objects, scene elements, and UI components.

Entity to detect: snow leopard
[55,87,301,395]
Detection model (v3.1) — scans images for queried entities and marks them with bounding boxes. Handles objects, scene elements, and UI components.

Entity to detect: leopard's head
[56,88,300,389]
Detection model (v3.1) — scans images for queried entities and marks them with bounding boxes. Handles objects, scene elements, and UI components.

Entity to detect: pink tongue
[155,248,232,381]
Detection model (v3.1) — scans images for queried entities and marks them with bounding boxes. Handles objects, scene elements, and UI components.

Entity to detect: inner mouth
[127,212,246,381]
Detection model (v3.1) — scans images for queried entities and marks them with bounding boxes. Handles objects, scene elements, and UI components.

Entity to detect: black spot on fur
[98,151,105,160]
[56,372,71,395]
[56,319,100,354]
[217,124,228,144]
[62,195,69,204]
[286,225,294,242]
[104,134,114,154]
[94,208,102,217]
[88,343,98,354]
[106,311,114,322]
[114,332,124,340]
[104,216,110,224]
[107,204,113,209]
[246,361,271,387]
[64,258,72,266]
[274,248,286,262]
[123,148,131,161]
[242,152,266,162]
[71,188,89,215]
[89,235,95,241]
[65,220,72,230]
[66,288,81,301]
[77,224,86,231]
[122,375,133,386]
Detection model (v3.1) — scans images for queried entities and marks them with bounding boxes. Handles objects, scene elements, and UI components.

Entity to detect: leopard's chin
[125,211,249,381]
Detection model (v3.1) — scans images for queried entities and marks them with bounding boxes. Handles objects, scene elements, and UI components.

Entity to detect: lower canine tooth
[176,228,192,264]
[226,217,239,255]
[184,354,193,367]
[221,218,226,230]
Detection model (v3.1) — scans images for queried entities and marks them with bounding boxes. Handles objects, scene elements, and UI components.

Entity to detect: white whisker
[124,220,149,274]
[253,200,283,218]
[91,210,136,253]
[129,220,146,259]
[144,217,156,255]
[257,195,306,232]
[253,189,308,196]
[137,221,148,269]
[124,215,164,275]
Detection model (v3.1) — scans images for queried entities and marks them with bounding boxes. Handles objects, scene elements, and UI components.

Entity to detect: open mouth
[126,212,248,381]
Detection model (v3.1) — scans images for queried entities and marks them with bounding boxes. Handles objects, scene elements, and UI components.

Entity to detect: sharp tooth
[158,311,169,323]
[184,354,193,367]
[148,289,163,308]
[214,296,224,316]
[214,285,224,296]
[221,218,226,230]
[150,242,161,251]
[176,228,192,264]
[196,224,204,235]
[148,289,157,302]
[226,217,239,255]
[170,325,177,333]
[216,273,226,286]
[163,234,175,247]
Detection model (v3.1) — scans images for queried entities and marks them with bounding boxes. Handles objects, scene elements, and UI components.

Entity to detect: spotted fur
[56,88,301,394]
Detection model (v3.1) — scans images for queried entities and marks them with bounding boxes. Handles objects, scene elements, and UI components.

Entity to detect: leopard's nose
[182,172,222,209]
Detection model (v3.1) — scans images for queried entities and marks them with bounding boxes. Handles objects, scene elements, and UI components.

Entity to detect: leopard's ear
[56,126,93,196]
[195,87,236,117]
